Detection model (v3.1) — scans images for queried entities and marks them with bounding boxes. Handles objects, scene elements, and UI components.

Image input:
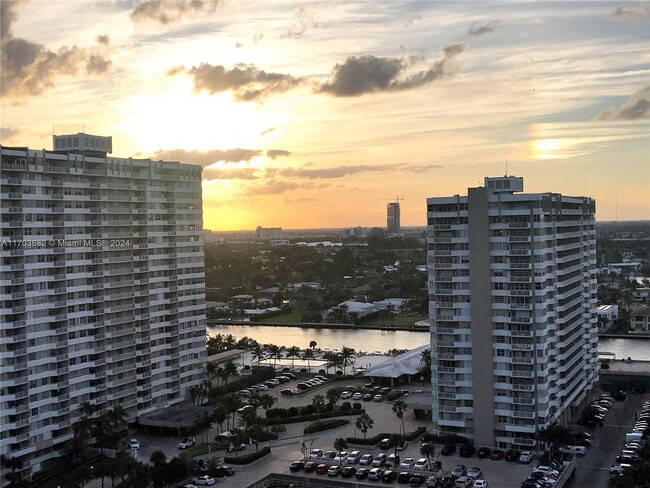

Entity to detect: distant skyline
[2,0,649,230]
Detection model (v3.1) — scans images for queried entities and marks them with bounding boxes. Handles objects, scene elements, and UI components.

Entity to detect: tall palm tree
[72,414,95,461]
[321,351,337,373]
[537,422,574,458]
[286,346,301,371]
[206,361,218,386]
[265,344,282,369]
[392,400,407,435]
[309,340,318,351]
[211,407,228,435]
[333,437,348,466]
[339,346,356,375]
[420,348,431,382]
[251,344,265,367]
[222,359,238,386]
[106,405,128,435]
[302,348,315,372]
[312,394,327,421]
[355,412,374,439]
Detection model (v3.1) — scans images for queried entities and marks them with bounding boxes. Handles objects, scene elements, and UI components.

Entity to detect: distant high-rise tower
[426,176,598,450]
[387,202,401,235]
[1,134,207,479]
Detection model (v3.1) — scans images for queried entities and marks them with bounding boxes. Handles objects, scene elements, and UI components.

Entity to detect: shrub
[288,407,298,416]
[224,446,270,465]
[341,402,351,410]
[304,419,349,434]
[300,368,308,373]
[266,408,288,418]
[318,369,326,374]
[352,402,362,410]
[270,425,286,433]
[336,370,343,375]
[386,390,401,401]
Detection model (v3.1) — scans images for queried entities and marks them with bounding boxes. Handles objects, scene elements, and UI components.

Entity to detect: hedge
[224,446,271,464]
[266,408,364,425]
[346,426,427,445]
[420,433,471,445]
[304,419,349,434]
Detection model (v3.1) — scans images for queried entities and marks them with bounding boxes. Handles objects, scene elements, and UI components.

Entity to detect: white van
[559,445,587,456]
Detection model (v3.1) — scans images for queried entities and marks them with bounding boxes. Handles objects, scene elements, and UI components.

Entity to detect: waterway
[207,324,650,361]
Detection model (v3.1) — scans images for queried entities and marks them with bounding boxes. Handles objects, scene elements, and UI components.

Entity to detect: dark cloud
[277,164,388,179]
[594,86,650,121]
[1,1,111,97]
[319,43,465,97]
[131,0,221,25]
[176,63,302,101]
[151,148,262,166]
[468,20,499,36]
[241,180,307,196]
[266,149,291,159]
[96,35,110,45]
[609,4,649,21]
[203,167,258,181]
[282,6,320,39]
[1,126,21,141]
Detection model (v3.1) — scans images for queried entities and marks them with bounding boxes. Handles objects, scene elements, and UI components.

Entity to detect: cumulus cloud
[150,148,261,166]
[173,63,302,101]
[96,34,110,45]
[241,180,308,196]
[609,4,650,21]
[266,149,291,159]
[131,0,221,24]
[594,86,650,121]
[1,126,21,141]
[1,0,111,97]
[319,43,465,97]
[468,20,499,36]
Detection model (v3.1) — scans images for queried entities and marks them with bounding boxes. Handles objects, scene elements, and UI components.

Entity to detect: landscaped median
[266,405,365,425]
[303,418,350,434]
[346,426,427,445]
[224,446,271,465]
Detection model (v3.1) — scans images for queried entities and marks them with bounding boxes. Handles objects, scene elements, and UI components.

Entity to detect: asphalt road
[572,391,649,488]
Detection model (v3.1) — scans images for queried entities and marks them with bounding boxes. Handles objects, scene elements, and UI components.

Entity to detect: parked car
[304,461,318,473]
[610,464,631,475]
[374,394,384,402]
[386,454,398,469]
[426,476,439,488]
[451,465,466,479]
[360,453,374,465]
[347,451,362,464]
[519,451,533,464]
[315,464,329,475]
[414,458,429,471]
[341,391,353,399]
[178,437,195,449]
[490,450,505,460]
[296,383,311,390]
[533,466,560,477]
[474,481,489,488]
[467,467,482,479]
[459,445,476,457]
[129,439,140,450]
[397,471,413,483]
[327,465,342,477]
[356,468,371,479]
[440,476,455,488]
[352,392,364,400]
[455,476,473,488]
[399,458,416,470]
[368,468,385,481]
[333,451,350,464]
[373,454,388,466]
[290,461,305,472]
[409,474,426,486]
[382,470,398,483]
[612,390,627,401]
[227,443,246,453]
[441,444,456,455]
[323,450,336,459]
[477,447,491,458]
[237,405,254,414]
[527,472,557,486]
[192,476,216,486]
[505,449,520,462]
[310,448,323,459]
[396,440,409,451]
[342,466,357,478]
[280,389,296,396]
[363,393,374,401]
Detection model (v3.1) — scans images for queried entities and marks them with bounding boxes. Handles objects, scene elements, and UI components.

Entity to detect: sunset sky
[2,0,649,230]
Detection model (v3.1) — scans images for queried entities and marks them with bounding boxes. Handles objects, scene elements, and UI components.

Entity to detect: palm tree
[537,422,574,458]
[420,441,434,465]
[333,437,348,466]
[211,407,228,435]
[251,344,265,367]
[420,348,431,382]
[258,394,275,431]
[326,388,341,407]
[1,454,24,487]
[206,361,218,386]
[355,412,374,439]
[286,346,301,371]
[149,450,167,467]
[339,346,356,375]
[106,406,128,435]
[312,394,327,421]
[392,400,407,435]
[322,351,337,373]
[302,348,315,372]
[72,414,95,461]
[309,340,318,351]
[222,359,238,386]
[387,433,403,456]
[265,344,282,369]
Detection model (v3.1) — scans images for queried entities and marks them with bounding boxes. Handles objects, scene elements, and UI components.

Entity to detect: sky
[1,0,649,231]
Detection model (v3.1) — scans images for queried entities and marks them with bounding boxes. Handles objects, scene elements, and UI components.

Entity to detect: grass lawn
[261,311,303,324]
[361,314,428,329]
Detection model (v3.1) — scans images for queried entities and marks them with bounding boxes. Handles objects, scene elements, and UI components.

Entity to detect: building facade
[387,202,401,235]
[0,136,207,478]
[426,176,598,449]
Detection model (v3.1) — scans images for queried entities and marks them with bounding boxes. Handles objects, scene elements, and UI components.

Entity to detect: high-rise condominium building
[0,134,207,478]
[426,176,598,449]
[387,202,401,235]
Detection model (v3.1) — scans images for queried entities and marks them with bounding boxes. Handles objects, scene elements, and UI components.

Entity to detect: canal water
[207,324,650,361]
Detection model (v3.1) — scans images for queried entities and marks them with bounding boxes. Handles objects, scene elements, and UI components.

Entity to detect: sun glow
[121,84,275,153]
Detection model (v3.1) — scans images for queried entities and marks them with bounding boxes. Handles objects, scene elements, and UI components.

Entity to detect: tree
[251,344,265,367]
[265,344,283,368]
[420,442,434,465]
[309,340,318,350]
[387,433,403,456]
[206,361,218,386]
[302,348,315,372]
[72,414,95,461]
[149,450,167,467]
[355,412,374,439]
[326,388,341,407]
[392,400,407,435]
[333,437,348,466]
[286,346,302,371]
[258,394,275,431]
[537,423,574,458]
[339,346,356,375]
[211,407,228,435]
[312,394,327,421]
[1,455,24,487]
[322,351,338,373]
[420,348,431,382]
